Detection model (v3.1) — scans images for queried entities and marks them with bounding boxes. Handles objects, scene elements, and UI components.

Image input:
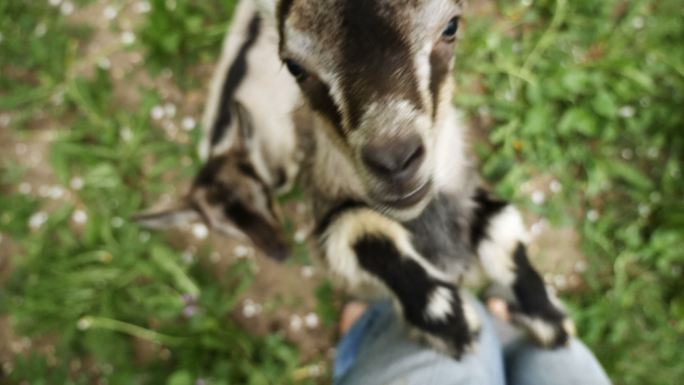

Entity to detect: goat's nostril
[362,135,425,179]
[403,143,425,171]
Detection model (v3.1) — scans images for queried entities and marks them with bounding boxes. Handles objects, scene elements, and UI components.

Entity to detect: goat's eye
[284,59,307,81]
[442,17,460,40]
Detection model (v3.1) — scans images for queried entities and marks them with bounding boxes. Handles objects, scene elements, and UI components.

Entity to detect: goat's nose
[362,135,425,181]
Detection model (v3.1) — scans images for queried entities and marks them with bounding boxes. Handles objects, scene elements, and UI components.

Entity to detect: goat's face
[192,153,289,258]
[136,153,290,262]
[278,0,462,210]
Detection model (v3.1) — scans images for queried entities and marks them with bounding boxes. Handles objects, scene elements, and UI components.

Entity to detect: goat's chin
[376,196,432,222]
[370,182,434,221]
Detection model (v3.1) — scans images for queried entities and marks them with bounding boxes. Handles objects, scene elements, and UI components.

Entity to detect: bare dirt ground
[0,0,587,375]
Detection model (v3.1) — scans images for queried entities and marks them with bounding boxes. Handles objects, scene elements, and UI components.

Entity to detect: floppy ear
[133,205,202,229]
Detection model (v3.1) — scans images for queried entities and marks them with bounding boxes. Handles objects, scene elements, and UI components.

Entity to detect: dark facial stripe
[193,156,225,187]
[429,46,451,120]
[339,0,423,128]
[224,201,289,261]
[470,188,508,247]
[302,81,345,138]
[277,0,296,52]
[210,15,262,146]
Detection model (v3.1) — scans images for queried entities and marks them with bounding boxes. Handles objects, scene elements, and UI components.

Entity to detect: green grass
[456,1,684,383]
[0,0,682,384]
[1,1,316,384]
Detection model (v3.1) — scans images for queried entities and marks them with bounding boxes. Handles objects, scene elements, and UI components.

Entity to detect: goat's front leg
[471,189,575,348]
[316,205,480,358]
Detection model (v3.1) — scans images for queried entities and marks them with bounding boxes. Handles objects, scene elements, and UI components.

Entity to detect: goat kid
[274,0,576,357]
[144,0,575,359]
[136,0,301,261]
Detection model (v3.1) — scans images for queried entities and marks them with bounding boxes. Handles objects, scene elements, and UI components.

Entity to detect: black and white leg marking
[318,204,480,358]
[472,188,575,348]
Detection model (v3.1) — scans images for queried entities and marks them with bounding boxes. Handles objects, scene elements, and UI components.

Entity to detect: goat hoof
[513,313,576,348]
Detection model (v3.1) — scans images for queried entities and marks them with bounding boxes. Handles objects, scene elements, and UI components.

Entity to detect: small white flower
[111,217,124,228]
[521,0,533,7]
[574,261,588,274]
[70,177,84,190]
[77,317,92,330]
[60,1,75,15]
[308,365,323,377]
[0,114,10,127]
[121,31,136,46]
[289,315,303,332]
[618,106,636,118]
[35,23,47,37]
[192,223,209,240]
[301,266,315,279]
[181,116,196,131]
[163,103,177,119]
[587,210,600,222]
[150,105,165,121]
[134,1,152,14]
[98,57,111,70]
[530,220,545,237]
[531,191,546,205]
[638,204,650,217]
[103,5,118,20]
[620,148,634,160]
[553,275,567,290]
[139,231,151,243]
[632,16,645,30]
[49,0,62,6]
[48,186,65,199]
[304,313,319,329]
[549,179,562,193]
[233,245,251,258]
[242,299,261,318]
[72,210,88,224]
[294,229,308,244]
[649,192,661,203]
[120,127,133,142]
[647,147,659,159]
[19,183,32,195]
[29,212,49,230]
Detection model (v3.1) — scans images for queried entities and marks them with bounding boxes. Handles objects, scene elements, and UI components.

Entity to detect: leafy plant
[456,1,684,383]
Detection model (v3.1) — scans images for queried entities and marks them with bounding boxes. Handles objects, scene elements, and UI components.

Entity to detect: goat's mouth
[377,181,432,209]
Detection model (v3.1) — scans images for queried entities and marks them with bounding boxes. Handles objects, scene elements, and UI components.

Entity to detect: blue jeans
[334,300,611,385]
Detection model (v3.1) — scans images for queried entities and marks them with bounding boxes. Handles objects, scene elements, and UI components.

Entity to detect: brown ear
[133,205,202,229]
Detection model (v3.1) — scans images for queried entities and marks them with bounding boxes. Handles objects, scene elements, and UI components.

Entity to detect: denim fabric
[334,300,611,385]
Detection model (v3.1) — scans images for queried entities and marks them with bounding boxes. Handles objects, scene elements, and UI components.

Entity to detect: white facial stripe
[415,42,433,106]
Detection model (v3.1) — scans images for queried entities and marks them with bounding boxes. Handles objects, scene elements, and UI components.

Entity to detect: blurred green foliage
[1,1,316,384]
[456,0,684,383]
[138,0,237,86]
[0,0,682,384]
